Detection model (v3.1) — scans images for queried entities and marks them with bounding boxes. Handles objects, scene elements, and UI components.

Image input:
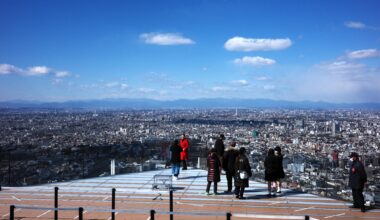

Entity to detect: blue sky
[1,0,380,103]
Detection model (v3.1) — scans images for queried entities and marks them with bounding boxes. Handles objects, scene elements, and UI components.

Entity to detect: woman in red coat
[180,133,189,170]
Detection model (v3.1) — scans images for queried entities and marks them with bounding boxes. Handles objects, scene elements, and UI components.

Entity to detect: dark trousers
[352,188,365,209]
[182,160,187,170]
[235,186,245,198]
[206,181,218,194]
[225,171,234,192]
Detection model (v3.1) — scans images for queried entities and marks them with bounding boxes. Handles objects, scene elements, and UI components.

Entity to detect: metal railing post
[54,187,58,220]
[79,207,84,220]
[150,209,155,220]
[170,190,173,220]
[226,212,232,220]
[305,216,310,220]
[10,205,15,220]
[112,188,116,220]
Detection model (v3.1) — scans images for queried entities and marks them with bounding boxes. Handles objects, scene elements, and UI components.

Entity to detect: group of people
[169,133,368,211]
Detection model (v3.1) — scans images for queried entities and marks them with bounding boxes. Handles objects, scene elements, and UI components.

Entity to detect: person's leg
[171,164,175,176]
[182,160,187,170]
[357,188,365,212]
[239,187,245,198]
[276,180,281,192]
[213,181,218,194]
[235,186,240,198]
[226,171,232,192]
[352,189,360,207]
[206,181,211,194]
[267,181,272,196]
[175,163,180,176]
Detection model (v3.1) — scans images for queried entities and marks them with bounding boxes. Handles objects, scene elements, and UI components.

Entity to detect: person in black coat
[223,141,239,193]
[348,152,367,212]
[214,134,225,167]
[234,147,252,199]
[264,148,277,197]
[274,146,285,193]
[170,140,182,180]
[206,148,221,195]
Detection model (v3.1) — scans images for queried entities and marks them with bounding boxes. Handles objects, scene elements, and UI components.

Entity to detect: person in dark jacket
[264,148,277,197]
[206,148,221,195]
[274,146,285,193]
[214,134,225,167]
[223,141,239,193]
[170,140,182,180]
[348,152,367,212]
[234,147,252,199]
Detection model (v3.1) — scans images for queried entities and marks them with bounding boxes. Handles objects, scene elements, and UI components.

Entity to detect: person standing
[214,134,225,167]
[234,147,252,199]
[348,152,367,212]
[274,146,285,193]
[180,133,189,170]
[332,150,339,168]
[206,148,221,195]
[170,140,182,180]
[223,141,239,193]
[264,148,277,197]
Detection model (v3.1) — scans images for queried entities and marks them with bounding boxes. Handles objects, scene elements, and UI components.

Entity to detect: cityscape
[1,107,379,206]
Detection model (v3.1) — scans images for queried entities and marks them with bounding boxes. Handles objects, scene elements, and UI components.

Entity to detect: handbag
[239,170,248,179]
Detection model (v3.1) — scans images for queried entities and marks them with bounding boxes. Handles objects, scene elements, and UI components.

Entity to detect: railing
[5,187,316,220]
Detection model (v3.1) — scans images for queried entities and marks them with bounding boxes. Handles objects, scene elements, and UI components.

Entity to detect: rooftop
[0,168,377,220]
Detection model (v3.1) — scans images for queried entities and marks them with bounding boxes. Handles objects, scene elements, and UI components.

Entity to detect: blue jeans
[172,163,180,176]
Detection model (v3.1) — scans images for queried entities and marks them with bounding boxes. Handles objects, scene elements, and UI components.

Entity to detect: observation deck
[0,168,377,219]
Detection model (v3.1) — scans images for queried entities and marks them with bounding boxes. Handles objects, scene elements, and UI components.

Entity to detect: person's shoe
[238,196,245,200]
[235,195,239,199]
[224,190,232,194]
[212,192,217,196]
[182,168,187,170]
[205,192,210,196]
[361,207,366,213]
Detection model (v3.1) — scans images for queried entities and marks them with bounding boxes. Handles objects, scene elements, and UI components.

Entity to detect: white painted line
[12,196,21,201]
[2,209,21,217]
[295,206,314,212]
[73,210,87,219]
[103,196,109,201]
[176,201,204,207]
[37,210,51,218]
[269,201,282,205]
[324,213,345,219]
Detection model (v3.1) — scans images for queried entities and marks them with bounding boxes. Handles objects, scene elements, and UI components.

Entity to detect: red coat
[180,138,189,160]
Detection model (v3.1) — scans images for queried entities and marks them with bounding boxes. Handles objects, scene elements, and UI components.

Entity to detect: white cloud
[105,82,120,88]
[121,83,129,90]
[138,87,155,93]
[211,86,234,92]
[344,21,366,29]
[224,37,292,51]
[347,49,380,59]
[232,80,249,86]
[140,33,195,45]
[0,64,23,74]
[55,71,70,78]
[256,76,272,81]
[316,61,364,75]
[263,85,276,90]
[234,56,276,66]
[27,66,50,76]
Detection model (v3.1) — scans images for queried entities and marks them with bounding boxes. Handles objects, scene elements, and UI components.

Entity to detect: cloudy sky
[1,0,380,103]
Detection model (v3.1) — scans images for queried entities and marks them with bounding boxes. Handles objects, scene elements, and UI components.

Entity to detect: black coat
[214,139,225,157]
[234,154,252,187]
[274,154,285,179]
[170,143,182,163]
[223,147,239,174]
[349,160,367,189]
[207,153,221,182]
[264,155,278,181]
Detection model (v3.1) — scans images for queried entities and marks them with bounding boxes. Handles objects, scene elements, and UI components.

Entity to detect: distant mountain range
[0,98,380,109]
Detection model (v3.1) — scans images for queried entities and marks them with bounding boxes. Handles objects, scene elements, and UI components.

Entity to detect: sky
[1,0,380,103]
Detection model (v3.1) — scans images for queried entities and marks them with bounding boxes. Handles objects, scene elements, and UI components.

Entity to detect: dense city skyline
[1,0,380,102]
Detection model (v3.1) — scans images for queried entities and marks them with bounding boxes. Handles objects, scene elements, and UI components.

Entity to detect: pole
[54,187,58,220]
[10,205,15,220]
[112,188,116,220]
[226,212,232,220]
[169,190,173,220]
[150,210,155,220]
[79,207,84,220]
[305,216,310,220]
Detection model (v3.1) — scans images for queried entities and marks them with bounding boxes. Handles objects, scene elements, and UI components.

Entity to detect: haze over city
[1,0,379,103]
